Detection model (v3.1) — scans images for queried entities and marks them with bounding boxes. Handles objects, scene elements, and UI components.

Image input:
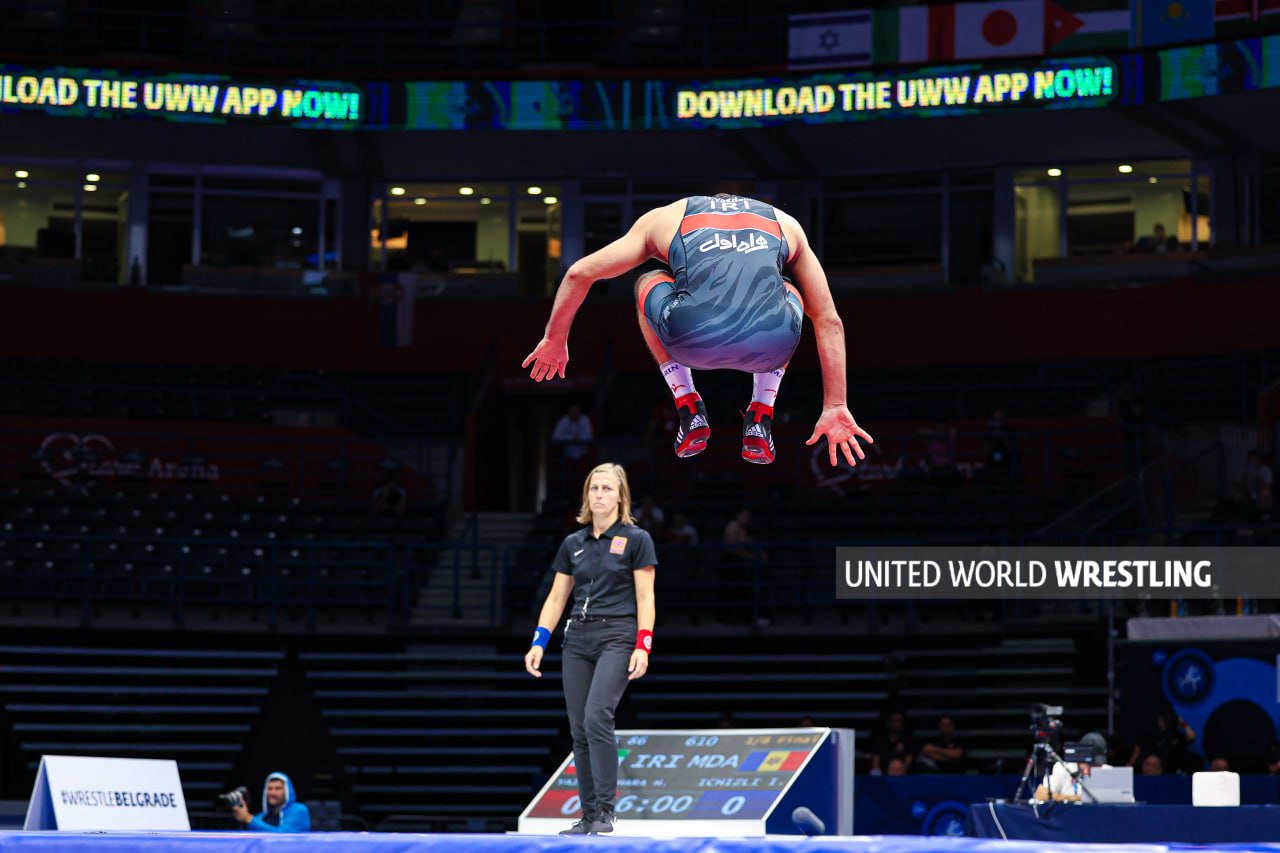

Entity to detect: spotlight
[1118,164,1133,174]
[527,186,542,195]
[543,196,558,205]
[459,186,475,196]
[14,169,29,179]
[85,173,101,182]
[83,184,97,192]
[390,187,406,196]
[1046,168,1062,177]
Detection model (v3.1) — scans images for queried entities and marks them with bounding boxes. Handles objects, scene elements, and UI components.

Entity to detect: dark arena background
[0,1,1279,850]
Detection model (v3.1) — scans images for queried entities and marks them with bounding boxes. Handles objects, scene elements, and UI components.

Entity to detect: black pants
[561,616,635,815]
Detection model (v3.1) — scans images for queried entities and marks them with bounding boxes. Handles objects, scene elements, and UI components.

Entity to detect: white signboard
[24,755,190,831]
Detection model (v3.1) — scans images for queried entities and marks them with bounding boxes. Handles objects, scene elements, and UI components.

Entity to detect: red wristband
[636,630,653,653]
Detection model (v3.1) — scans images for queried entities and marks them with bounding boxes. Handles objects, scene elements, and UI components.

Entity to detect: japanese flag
[954,0,1044,59]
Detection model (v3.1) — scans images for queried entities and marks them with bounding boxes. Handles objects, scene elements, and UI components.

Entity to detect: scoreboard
[518,728,853,836]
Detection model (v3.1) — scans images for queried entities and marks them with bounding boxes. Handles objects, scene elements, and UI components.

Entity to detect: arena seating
[0,487,445,629]
[0,623,1106,833]
[0,642,283,810]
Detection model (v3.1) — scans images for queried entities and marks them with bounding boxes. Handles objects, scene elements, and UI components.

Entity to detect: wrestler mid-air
[524,194,872,466]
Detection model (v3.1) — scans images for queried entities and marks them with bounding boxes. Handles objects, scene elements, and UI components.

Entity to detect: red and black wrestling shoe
[673,393,710,458]
[741,402,775,464]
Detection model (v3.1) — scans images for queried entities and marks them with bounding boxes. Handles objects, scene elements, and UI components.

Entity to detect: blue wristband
[531,626,552,649]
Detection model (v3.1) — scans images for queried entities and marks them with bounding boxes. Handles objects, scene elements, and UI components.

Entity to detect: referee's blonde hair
[577,462,636,526]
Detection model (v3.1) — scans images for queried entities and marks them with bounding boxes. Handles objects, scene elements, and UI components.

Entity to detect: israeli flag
[788,11,873,69]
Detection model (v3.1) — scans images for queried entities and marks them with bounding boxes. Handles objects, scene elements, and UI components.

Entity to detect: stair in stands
[408,512,535,628]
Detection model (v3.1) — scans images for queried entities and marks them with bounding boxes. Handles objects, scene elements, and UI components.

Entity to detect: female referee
[524,462,657,836]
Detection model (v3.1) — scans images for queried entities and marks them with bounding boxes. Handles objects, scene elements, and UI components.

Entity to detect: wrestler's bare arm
[777,209,875,467]
[523,201,684,381]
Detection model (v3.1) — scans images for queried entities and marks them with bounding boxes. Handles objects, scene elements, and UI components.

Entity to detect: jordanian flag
[1048,0,1131,54]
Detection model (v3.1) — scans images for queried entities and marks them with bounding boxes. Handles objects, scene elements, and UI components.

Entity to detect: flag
[742,750,809,772]
[1215,0,1256,38]
[1215,0,1258,22]
[1215,0,1280,38]
[788,11,873,69]
[897,4,957,63]
[954,0,1044,59]
[1048,3,1131,54]
[1133,0,1215,46]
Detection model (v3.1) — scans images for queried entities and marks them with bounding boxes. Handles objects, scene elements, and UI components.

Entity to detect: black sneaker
[741,402,775,464]
[559,809,595,835]
[589,809,616,834]
[673,392,710,458]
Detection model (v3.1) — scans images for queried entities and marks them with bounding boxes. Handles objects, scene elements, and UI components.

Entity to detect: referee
[524,462,657,836]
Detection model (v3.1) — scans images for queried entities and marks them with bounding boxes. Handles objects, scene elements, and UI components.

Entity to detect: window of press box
[372,182,562,296]
[0,166,130,285]
[1013,160,1207,283]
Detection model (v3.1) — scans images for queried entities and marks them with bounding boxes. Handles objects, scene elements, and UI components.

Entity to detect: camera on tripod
[216,786,250,810]
[1030,702,1063,742]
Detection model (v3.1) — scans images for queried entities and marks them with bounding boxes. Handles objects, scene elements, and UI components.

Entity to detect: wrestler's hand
[522,336,568,382]
[627,649,649,681]
[524,645,544,678]
[806,404,874,467]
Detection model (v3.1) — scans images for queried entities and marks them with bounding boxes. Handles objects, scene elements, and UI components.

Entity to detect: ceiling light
[291,226,303,235]
[1118,164,1133,174]
[16,181,26,189]
[459,186,475,196]
[1148,177,1159,184]
[480,198,492,205]
[85,172,101,182]
[414,197,426,205]
[1046,168,1062,178]
[543,196,558,205]
[14,170,29,179]
[83,184,97,192]
[527,186,542,195]
[389,186,406,196]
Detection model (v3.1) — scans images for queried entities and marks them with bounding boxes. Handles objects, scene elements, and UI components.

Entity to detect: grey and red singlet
[641,195,804,373]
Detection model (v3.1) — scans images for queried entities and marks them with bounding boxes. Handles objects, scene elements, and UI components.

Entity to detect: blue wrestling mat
[2,833,1280,853]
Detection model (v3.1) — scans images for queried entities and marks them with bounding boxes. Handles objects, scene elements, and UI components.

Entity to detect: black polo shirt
[553,521,657,619]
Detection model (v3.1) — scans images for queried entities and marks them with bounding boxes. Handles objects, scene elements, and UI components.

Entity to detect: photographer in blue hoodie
[230,772,311,832]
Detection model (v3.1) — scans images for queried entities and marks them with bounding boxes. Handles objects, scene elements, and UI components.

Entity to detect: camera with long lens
[216,786,250,810]
[1030,702,1064,743]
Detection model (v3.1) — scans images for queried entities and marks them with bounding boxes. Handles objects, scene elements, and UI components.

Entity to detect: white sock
[751,368,784,407]
[660,360,697,398]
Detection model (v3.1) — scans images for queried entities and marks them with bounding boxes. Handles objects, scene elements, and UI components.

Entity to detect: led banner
[673,59,1115,128]
[0,66,363,127]
[1,35,1278,132]
[401,59,1116,131]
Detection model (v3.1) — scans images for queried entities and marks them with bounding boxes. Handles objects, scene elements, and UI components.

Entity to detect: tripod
[1013,741,1099,804]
